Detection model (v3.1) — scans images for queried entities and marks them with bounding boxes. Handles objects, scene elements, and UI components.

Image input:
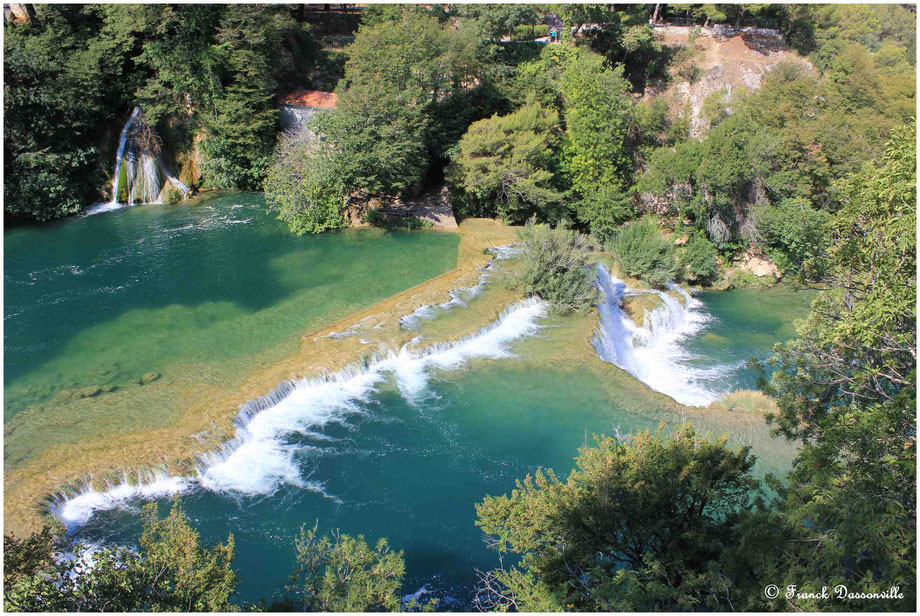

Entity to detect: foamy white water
[51,472,190,527]
[198,298,546,493]
[52,298,547,525]
[84,201,130,216]
[593,264,727,407]
[400,245,519,329]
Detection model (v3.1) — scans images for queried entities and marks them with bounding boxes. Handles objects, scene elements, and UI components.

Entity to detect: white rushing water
[50,471,190,527]
[110,108,142,205]
[400,245,519,329]
[593,264,727,407]
[101,107,190,213]
[51,298,548,526]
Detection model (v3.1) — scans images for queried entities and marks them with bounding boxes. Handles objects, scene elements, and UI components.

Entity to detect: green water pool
[3,193,459,463]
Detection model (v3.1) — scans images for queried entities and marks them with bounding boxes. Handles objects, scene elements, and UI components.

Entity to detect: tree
[558,50,634,238]
[456,3,539,40]
[265,126,348,235]
[134,5,223,126]
[4,4,328,219]
[578,5,666,90]
[326,80,431,197]
[449,102,564,223]
[199,5,283,190]
[475,424,759,611]
[3,501,238,611]
[756,123,916,610]
[288,523,408,612]
[756,197,831,279]
[317,10,483,197]
[576,184,634,243]
[680,232,719,283]
[3,4,142,220]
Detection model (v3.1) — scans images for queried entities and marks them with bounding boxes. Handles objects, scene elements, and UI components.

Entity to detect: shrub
[3,502,237,612]
[509,220,599,312]
[680,233,719,282]
[607,218,678,288]
[513,24,549,40]
[756,198,831,279]
[265,127,348,235]
[672,45,703,83]
[576,184,633,243]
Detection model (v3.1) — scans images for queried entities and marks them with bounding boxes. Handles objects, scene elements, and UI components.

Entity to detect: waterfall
[110,108,142,204]
[108,107,190,207]
[592,264,725,407]
[157,154,191,195]
[49,298,549,525]
[131,151,162,205]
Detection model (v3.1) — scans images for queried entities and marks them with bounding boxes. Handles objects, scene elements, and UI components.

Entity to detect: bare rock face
[6,3,34,24]
[647,27,813,138]
[740,254,780,278]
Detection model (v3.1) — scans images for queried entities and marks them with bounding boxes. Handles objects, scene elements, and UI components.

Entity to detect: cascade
[110,108,142,204]
[109,107,190,206]
[50,298,548,526]
[157,154,191,195]
[592,264,725,407]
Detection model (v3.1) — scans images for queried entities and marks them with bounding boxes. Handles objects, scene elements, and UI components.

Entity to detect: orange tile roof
[279,90,338,109]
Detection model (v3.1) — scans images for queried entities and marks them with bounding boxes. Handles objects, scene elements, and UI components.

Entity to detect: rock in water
[139,372,161,385]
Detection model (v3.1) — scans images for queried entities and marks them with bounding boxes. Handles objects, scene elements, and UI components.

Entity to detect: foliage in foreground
[4,505,422,613]
[606,218,678,288]
[3,503,237,612]
[475,124,917,613]
[287,523,414,612]
[755,122,916,611]
[474,424,759,611]
[507,220,598,312]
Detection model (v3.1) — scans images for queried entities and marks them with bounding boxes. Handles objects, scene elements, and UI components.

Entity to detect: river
[4,194,816,607]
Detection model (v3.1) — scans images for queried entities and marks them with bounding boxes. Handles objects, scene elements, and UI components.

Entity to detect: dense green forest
[4,3,333,220]
[3,2,916,612]
[8,3,913,283]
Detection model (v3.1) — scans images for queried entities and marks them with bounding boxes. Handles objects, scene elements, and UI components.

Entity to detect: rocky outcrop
[348,186,458,229]
[739,252,780,278]
[5,3,34,24]
[644,27,813,137]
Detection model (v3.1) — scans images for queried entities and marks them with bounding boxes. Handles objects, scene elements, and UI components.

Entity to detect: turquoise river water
[3,195,816,607]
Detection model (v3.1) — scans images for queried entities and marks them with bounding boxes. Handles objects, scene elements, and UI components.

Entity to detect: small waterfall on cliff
[107,107,190,207]
[593,264,725,406]
[110,108,142,205]
[158,154,191,195]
